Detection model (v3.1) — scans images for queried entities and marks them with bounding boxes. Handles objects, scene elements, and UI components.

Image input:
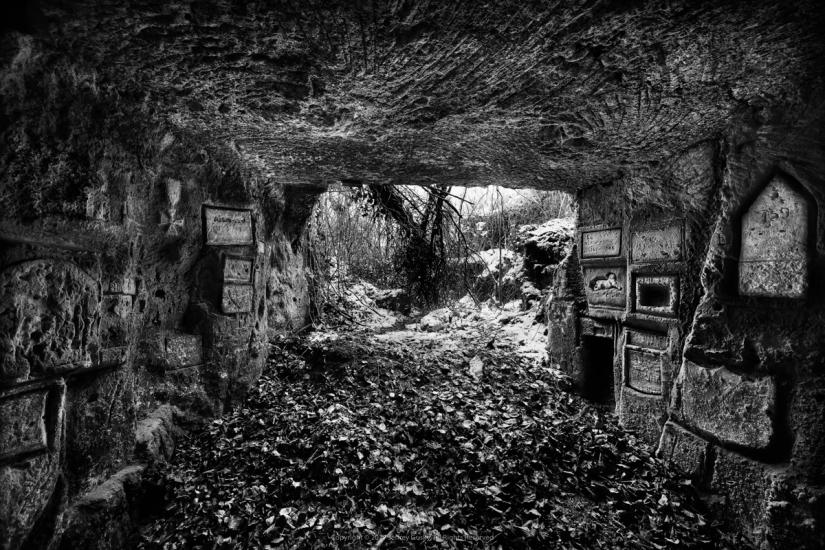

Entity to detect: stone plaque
[105,276,137,295]
[223,256,253,283]
[634,275,678,317]
[631,224,682,263]
[0,385,49,462]
[625,348,662,394]
[166,333,203,369]
[581,228,622,258]
[739,176,809,298]
[222,283,254,314]
[626,329,668,351]
[204,206,254,246]
[583,266,626,309]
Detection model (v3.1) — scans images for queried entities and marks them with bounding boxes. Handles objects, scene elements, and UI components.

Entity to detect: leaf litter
[140,323,744,549]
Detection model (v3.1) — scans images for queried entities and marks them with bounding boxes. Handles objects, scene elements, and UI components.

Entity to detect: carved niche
[582,266,626,309]
[634,275,679,317]
[0,261,101,383]
[739,176,810,298]
[623,329,669,395]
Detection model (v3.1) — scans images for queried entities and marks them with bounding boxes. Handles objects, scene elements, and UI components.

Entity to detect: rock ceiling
[11,0,825,189]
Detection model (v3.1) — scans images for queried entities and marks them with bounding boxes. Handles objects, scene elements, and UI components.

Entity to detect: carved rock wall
[549,111,825,546]
[0,37,316,548]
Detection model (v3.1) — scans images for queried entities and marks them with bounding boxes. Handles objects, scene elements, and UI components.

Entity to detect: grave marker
[739,176,809,298]
[631,224,682,263]
[204,207,254,246]
[581,228,622,258]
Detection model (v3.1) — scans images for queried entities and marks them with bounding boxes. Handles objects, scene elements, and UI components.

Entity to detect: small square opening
[638,283,670,308]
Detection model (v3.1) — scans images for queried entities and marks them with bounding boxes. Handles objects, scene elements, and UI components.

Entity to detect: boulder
[420,308,452,332]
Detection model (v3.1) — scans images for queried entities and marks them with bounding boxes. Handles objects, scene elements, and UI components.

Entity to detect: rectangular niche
[203,206,254,246]
[631,224,683,263]
[223,256,254,284]
[0,380,62,464]
[624,346,664,395]
[583,266,627,310]
[222,283,254,314]
[634,275,679,317]
[580,227,622,259]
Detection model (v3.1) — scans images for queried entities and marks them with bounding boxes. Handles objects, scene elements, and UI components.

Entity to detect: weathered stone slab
[618,386,666,445]
[0,381,64,549]
[710,448,775,536]
[583,266,626,309]
[137,331,203,372]
[203,206,254,246]
[0,385,48,463]
[580,228,622,258]
[625,347,662,394]
[631,224,682,263]
[739,176,809,298]
[0,261,100,381]
[105,276,136,295]
[223,256,253,283]
[657,421,712,484]
[222,283,254,314]
[165,334,203,369]
[634,275,678,316]
[625,329,668,351]
[677,360,775,449]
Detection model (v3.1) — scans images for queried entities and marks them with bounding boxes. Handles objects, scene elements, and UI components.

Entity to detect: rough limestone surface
[0,261,100,382]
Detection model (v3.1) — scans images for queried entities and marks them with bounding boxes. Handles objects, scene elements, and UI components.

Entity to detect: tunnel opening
[580,334,615,407]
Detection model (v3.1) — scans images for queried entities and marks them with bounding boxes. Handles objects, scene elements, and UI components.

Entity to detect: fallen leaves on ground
[140,329,742,549]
